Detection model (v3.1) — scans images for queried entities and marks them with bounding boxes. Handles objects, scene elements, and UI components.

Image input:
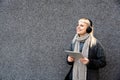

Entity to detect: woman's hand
[68,56,74,62]
[80,57,89,65]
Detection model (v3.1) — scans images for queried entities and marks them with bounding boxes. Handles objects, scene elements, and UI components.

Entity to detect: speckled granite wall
[0,0,120,80]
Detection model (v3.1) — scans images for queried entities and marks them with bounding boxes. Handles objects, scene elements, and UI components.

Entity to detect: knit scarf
[72,33,91,80]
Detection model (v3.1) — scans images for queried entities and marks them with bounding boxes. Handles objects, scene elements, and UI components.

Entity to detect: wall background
[0,0,120,80]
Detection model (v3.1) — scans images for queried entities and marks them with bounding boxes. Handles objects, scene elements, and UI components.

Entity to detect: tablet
[65,50,84,60]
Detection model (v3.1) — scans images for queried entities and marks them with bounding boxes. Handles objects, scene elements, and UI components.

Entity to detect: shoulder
[90,39,104,51]
[93,39,105,54]
[96,39,104,48]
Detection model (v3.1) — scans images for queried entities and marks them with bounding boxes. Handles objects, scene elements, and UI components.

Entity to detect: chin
[77,32,86,36]
[77,32,82,35]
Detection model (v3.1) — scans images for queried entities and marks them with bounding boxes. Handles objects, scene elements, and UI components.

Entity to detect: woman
[65,18,106,80]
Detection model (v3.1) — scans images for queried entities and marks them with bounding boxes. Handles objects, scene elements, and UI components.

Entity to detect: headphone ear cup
[86,27,92,33]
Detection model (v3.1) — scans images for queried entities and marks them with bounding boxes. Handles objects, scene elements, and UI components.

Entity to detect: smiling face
[76,19,90,36]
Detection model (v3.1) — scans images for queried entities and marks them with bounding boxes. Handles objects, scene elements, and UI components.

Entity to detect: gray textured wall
[0,0,120,80]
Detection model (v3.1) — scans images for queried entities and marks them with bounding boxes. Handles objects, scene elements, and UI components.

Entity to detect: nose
[77,26,81,29]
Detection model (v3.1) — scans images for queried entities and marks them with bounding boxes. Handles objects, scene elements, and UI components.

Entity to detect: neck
[79,33,88,37]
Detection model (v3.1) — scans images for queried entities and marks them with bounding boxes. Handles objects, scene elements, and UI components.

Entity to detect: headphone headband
[87,19,93,27]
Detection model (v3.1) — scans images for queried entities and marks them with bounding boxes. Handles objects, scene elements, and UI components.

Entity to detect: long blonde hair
[79,18,97,47]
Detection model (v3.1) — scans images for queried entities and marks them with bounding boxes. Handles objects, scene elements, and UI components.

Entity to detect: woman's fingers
[68,56,74,62]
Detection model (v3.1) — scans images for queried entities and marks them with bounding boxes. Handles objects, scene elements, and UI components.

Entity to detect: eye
[80,24,84,27]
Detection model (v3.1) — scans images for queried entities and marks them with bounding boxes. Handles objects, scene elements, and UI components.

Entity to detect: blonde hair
[79,18,97,47]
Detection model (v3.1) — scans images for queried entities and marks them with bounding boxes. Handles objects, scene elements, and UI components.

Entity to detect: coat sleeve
[87,41,106,69]
[66,43,74,65]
